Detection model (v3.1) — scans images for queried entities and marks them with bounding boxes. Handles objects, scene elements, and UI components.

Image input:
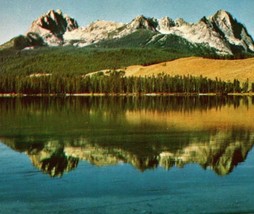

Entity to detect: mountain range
[2,9,254,56]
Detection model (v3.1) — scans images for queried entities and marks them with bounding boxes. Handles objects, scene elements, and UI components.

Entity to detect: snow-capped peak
[127,15,158,31]
[157,16,175,32]
[210,9,254,52]
[28,9,78,46]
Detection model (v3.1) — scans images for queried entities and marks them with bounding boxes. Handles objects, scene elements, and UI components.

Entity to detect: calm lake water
[0,96,254,214]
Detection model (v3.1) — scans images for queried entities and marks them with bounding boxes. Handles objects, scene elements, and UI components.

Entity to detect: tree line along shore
[0,71,253,96]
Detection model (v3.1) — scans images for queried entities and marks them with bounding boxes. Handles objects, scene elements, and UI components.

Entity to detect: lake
[0,96,254,214]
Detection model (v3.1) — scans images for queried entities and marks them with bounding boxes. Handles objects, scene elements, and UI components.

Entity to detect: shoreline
[0,92,253,97]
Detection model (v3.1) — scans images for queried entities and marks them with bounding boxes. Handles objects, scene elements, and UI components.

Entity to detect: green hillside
[0,29,222,76]
[0,46,190,76]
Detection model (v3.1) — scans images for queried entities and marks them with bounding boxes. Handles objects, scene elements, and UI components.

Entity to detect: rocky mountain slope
[1,9,254,56]
[29,9,79,46]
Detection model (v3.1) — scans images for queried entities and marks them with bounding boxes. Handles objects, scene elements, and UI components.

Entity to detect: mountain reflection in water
[0,96,253,177]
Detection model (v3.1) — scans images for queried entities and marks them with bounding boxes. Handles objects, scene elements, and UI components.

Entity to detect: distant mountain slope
[88,30,218,57]
[1,9,254,57]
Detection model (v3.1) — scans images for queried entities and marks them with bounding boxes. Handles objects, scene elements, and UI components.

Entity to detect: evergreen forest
[0,71,253,95]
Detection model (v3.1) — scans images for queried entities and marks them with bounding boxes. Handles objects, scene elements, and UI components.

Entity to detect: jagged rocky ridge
[2,9,253,55]
[29,9,79,46]
[7,9,254,55]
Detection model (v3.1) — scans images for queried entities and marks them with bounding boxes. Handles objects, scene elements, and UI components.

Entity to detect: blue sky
[0,0,254,45]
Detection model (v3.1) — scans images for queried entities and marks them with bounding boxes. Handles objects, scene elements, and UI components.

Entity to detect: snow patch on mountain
[64,20,124,46]
[156,16,231,55]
